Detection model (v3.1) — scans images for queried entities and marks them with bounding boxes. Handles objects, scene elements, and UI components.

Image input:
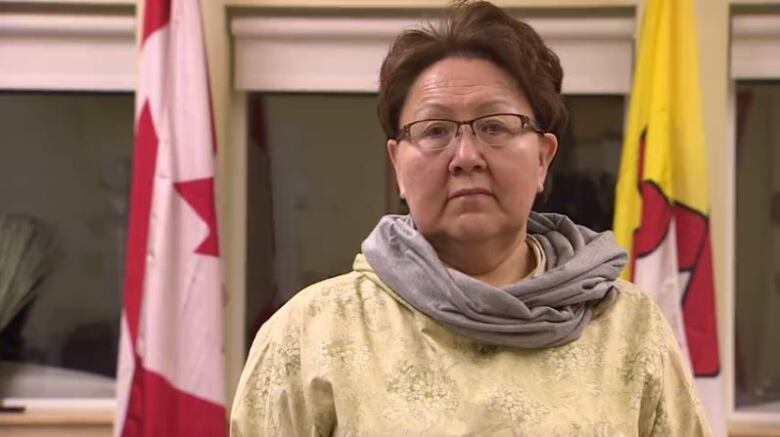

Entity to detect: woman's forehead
[412,58,517,93]
[402,58,530,118]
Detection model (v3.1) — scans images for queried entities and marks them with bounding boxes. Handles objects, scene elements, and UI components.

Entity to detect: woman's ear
[387,139,405,198]
[537,133,558,192]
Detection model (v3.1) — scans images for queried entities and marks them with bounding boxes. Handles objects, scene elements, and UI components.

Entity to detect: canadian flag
[114,0,226,435]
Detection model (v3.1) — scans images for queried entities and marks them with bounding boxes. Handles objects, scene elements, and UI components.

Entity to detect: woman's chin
[441,215,518,245]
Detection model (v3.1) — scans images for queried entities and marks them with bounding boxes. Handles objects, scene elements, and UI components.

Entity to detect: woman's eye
[422,124,451,138]
[481,121,509,135]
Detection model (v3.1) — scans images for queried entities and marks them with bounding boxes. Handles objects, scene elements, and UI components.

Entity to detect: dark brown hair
[377,0,567,139]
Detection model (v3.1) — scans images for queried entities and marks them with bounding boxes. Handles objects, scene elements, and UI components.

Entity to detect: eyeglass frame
[393,113,546,151]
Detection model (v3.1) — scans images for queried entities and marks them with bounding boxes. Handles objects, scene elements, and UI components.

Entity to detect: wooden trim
[0,411,113,426]
[729,423,780,437]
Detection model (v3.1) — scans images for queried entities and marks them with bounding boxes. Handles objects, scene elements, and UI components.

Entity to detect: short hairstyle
[377,0,568,140]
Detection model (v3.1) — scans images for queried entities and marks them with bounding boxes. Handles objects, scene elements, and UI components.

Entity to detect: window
[535,95,625,232]
[734,81,780,414]
[0,9,134,413]
[731,12,780,425]
[0,91,133,401]
[244,93,388,344]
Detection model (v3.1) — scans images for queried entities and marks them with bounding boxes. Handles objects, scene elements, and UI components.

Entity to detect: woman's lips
[450,187,492,199]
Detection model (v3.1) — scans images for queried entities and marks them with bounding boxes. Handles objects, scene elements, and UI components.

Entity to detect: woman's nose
[448,128,487,175]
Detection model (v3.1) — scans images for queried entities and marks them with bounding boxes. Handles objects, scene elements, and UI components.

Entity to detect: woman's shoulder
[612,278,656,306]
[593,278,676,346]
[251,269,400,344]
[289,271,367,309]
[611,278,664,315]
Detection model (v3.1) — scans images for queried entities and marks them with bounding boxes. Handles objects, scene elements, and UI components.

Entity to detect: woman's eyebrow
[411,100,517,120]
[409,103,454,119]
[473,99,518,111]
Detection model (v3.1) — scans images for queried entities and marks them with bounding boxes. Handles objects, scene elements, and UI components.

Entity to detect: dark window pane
[735,81,780,413]
[535,95,625,232]
[0,92,132,398]
[245,93,387,347]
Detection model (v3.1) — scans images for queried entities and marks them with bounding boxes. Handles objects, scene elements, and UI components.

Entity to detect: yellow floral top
[231,254,712,436]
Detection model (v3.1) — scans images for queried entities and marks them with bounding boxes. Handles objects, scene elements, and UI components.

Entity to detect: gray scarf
[361,212,627,349]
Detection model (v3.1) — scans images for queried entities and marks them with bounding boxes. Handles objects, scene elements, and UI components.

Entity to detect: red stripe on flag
[142,0,172,44]
[122,366,226,437]
[123,102,159,343]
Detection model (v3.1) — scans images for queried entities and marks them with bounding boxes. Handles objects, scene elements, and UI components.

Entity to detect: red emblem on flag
[633,130,720,377]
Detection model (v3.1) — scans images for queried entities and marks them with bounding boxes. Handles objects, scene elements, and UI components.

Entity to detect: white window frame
[0,12,136,91]
[231,14,635,94]
[727,12,780,428]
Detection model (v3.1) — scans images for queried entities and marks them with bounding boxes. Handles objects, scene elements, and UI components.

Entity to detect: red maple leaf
[174,178,219,257]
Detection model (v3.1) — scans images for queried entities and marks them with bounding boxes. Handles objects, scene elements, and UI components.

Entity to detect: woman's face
[388,57,558,247]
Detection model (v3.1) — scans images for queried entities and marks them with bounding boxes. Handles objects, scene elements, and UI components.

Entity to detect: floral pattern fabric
[231,254,712,437]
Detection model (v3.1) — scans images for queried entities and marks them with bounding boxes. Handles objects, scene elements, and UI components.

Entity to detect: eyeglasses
[395,113,544,152]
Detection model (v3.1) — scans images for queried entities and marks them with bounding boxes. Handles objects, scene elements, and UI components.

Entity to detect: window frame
[231,14,635,94]
[0,8,136,418]
[727,11,780,428]
[0,11,136,92]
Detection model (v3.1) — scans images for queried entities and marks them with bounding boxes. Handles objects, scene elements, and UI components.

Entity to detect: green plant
[0,214,54,334]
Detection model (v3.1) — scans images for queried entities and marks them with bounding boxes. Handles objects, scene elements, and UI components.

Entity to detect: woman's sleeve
[230,305,336,437]
[644,318,714,437]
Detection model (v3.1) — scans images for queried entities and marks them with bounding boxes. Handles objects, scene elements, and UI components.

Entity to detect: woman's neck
[433,232,535,287]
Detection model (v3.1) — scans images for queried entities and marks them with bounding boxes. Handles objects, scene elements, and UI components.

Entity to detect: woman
[231,1,712,435]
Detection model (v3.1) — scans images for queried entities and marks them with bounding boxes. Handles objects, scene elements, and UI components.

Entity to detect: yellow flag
[613,0,724,434]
